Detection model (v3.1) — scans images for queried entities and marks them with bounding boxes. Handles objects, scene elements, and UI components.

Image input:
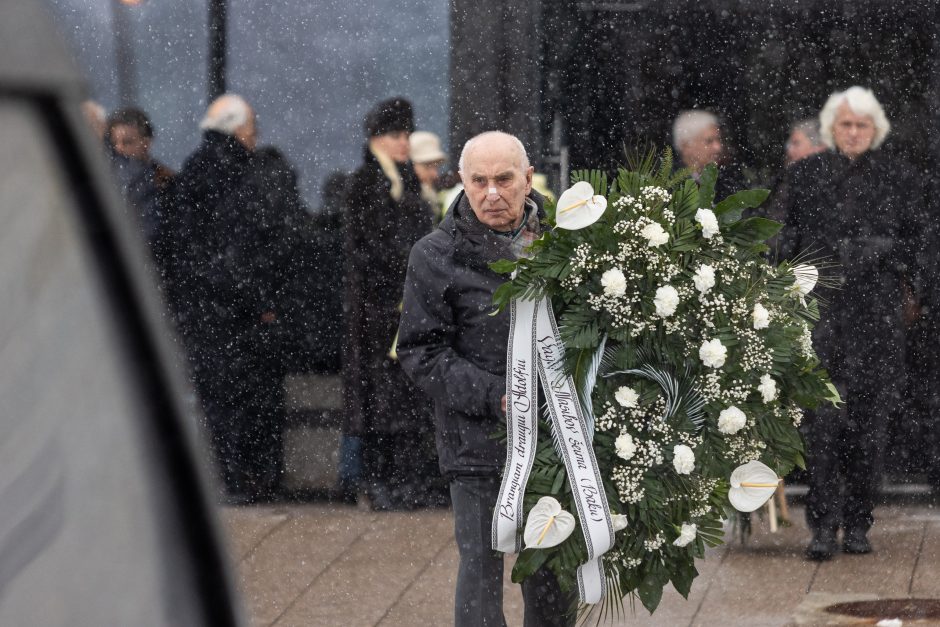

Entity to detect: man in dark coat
[773,86,926,560]
[342,97,445,509]
[167,94,298,503]
[398,131,572,627]
[671,109,747,202]
[104,107,174,270]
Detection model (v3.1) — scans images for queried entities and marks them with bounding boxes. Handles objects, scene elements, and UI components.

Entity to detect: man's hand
[260,311,277,324]
[501,395,507,415]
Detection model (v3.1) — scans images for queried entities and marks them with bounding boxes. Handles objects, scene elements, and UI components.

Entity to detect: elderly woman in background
[785,118,827,165]
[773,86,926,561]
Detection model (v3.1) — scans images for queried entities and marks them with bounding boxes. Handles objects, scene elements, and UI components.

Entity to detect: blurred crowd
[82,87,939,531]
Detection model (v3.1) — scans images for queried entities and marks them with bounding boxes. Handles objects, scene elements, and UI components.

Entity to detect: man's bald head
[200,93,257,150]
[458,131,530,174]
[458,131,534,232]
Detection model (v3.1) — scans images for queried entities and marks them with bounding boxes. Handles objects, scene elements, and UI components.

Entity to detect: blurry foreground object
[772,86,926,561]
[0,2,239,624]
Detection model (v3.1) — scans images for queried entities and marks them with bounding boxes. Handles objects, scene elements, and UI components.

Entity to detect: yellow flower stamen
[536,516,556,546]
[559,197,591,214]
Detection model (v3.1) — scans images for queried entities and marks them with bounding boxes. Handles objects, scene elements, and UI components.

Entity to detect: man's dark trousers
[451,476,574,627]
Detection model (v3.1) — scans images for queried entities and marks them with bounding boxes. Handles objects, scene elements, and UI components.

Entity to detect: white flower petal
[673,444,695,475]
[556,181,607,230]
[792,264,818,296]
[611,514,629,532]
[729,461,779,512]
[523,496,577,548]
[673,523,697,547]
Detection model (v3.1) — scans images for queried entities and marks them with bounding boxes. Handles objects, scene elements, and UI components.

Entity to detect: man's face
[414,161,443,187]
[785,130,824,165]
[460,138,533,232]
[110,123,151,161]
[832,102,875,160]
[371,131,411,164]
[235,110,257,151]
[680,124,722,172]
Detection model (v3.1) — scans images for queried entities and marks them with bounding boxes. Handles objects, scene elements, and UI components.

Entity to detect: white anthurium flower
[555,181,608,230]
[717,406,747,435]
[693,264,716,294]
[673,523,697,547]
[641,222,669,247]
[523,496,576,549]
[611,514,629,532]
[673,444,695,475]
[654,285,680,317]
[615,386,639,408]
[752,302,770,330]
[699,338,727,368]
[601,268,627,297]
[791,264,818,297]
[695,208,720,239]
[614,433,636,460]
[729,460,780,512]
[758,374,777,403]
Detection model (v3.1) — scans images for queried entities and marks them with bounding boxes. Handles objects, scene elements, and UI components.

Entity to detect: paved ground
[220,500,940,627]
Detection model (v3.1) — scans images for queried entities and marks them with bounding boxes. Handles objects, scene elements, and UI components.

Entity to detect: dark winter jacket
[397,190,545,478]
[773,149,926,412]
[342,146,433,434]
[166,131,298,354]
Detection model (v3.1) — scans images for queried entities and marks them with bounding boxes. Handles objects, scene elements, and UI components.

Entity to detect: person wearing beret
[341,97,446,510]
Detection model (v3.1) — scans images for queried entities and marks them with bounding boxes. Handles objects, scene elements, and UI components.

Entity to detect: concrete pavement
[221,501,940,626]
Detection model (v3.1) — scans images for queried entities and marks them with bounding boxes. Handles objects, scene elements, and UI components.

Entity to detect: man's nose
[486,187,500,202]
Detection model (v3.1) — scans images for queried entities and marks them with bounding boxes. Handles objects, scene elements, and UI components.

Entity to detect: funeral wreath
[488,150,840,617]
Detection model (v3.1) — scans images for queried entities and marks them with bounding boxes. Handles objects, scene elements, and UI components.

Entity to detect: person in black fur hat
[341,97,448,510]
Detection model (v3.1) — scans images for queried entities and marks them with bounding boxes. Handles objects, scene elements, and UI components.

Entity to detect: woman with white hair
[773,86,926,561]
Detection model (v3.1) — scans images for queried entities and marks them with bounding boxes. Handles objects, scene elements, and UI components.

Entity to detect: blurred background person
[166,94,299,504]
[342,97,447,510]
[104,107,174,269]
[785,118,827,165]
[672,109,746,202]
[409,130,447,219]
[773,86,926,561]
[81,99,106,142]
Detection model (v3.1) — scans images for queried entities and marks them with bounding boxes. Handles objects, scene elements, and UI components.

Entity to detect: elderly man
[168,94,297,504]
[398,131,572,626]
[672,109,745,202]
[773,86,926,560]
[785,118,826,165]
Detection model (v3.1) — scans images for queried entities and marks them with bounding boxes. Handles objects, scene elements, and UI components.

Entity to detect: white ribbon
[492,297,615,604]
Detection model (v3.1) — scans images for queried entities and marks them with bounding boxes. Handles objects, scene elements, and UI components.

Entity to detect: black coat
[165,132,298,363]
[342,146,433,434]
[773,149,926,413]
[397,191,545,479]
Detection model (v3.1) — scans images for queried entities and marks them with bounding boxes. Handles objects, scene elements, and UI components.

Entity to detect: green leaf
[489,258,518,275]
[637,571,665,613]
[697,164,717,207]
[713,189,770,224]
[725,217,783,248]
[670,562,698,599]
[511,549,549,583]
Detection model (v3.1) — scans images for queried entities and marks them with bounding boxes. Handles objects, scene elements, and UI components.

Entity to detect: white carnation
[758,374,777,403]
[611,514,629,532]
[752,303,770,330]
[673,444,695,475]
[695,208,720,239]
[693,264,716,294]
[699,338,727,368]
[601,268,627,297]
[615,433,636,460]
[653,285,680,317]
[673,523,697,547]
[615,386,639,408]
[640,222,669,247]
[718,406,747,434]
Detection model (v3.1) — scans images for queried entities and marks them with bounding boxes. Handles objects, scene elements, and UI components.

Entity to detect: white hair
[819,86,890,150]
[790,118,823,146]
[458,131,530,173]
[199,93,251,134]
[672,110,719,151]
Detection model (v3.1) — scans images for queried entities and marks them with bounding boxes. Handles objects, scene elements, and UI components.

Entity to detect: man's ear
[524,166,534,194]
